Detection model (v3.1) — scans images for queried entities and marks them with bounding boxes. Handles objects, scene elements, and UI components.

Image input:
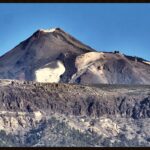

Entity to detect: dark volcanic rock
[0,80,149,119]
[0,80,150,147]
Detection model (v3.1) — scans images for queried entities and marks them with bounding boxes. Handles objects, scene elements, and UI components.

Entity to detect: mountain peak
[1,27,149,85]
[39,28,56,33]
[39,27,62,33]
[37,27,62,33]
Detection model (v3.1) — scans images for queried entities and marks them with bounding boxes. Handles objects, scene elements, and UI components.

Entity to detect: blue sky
[0,3,150,61]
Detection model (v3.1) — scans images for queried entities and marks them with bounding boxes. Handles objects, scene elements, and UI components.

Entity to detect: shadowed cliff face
[0,28,150,84]
[0,80,150,119]
[0,80,150,147]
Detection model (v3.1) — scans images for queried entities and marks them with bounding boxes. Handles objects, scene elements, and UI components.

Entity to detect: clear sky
[0,3,150,61]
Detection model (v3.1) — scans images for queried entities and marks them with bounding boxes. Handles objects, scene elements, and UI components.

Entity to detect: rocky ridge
[0,80,149,146]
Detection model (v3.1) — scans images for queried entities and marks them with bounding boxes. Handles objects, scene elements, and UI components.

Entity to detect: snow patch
[40,28,56,33]
[35,60,65,83]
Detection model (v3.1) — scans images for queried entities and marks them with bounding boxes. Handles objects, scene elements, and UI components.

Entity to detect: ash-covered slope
[0,28,150,84]
[70,52,150,84]
[0,28,94,83]
[0,80,150,147]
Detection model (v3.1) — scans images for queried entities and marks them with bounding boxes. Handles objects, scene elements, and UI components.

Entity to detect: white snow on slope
[35,60,65,83]
[39,28,56,33]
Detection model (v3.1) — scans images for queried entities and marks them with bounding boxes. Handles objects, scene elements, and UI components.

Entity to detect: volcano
[0,28,149,84]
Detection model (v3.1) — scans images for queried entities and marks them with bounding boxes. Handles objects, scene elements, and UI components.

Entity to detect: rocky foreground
[0,79,149,147]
